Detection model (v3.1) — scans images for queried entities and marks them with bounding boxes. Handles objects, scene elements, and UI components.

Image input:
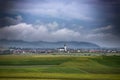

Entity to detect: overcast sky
[0,0,120,48]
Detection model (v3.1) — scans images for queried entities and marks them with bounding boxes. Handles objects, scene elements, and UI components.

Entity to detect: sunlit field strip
[0,73,120,80]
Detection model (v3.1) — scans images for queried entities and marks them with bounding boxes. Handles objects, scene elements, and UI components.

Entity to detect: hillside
[0,56,120,80]
[0,39,100,48]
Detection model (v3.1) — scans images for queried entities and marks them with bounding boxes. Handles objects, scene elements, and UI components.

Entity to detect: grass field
[0,55,120,80]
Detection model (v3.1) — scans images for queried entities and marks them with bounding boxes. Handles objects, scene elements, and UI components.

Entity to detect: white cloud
[51,28,81,41]
[86,26,120,48]
[0,22,81,42]
[93,25,113,32]
[0,23,119,47]
[47,21,59,30]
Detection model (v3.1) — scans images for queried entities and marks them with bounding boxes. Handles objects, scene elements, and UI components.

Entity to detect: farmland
[0,55,120,80]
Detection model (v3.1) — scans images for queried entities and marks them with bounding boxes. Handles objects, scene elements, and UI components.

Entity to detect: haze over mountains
[0,39,100,49]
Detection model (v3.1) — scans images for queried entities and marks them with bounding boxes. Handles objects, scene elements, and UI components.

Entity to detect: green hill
[0,55,120,80]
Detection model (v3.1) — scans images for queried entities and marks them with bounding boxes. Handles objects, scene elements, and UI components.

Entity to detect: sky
[0,0,120,48]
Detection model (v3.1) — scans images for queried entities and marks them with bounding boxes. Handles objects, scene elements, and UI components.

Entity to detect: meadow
[0,55,120,80]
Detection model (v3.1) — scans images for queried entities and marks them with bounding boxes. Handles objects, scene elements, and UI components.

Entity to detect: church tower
[64,44,67,52]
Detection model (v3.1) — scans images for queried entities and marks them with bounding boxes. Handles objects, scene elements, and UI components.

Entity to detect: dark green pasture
[0,55,120,80]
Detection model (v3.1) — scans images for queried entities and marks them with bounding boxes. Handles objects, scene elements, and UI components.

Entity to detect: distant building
[58,48,65,52]
[58,44,67,52]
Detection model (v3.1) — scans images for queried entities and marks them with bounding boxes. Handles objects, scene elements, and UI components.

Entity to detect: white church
[58,44,67,52]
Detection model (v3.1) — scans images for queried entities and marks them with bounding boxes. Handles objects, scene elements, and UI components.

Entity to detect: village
[0,44,120,56]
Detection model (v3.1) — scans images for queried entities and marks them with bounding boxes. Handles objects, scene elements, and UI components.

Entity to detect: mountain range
[0,39,100,49]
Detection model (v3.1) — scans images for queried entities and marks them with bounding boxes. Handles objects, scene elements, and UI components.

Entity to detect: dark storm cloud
[96,0,120,37]
[0,0,15,27]
[0,0,15,12]
[0,15,23,27]
[98,0,120,46]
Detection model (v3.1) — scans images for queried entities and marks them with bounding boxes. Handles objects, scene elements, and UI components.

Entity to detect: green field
[0,55,120,80]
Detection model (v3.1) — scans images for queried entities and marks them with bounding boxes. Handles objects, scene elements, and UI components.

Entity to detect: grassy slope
[0,55,120,79]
